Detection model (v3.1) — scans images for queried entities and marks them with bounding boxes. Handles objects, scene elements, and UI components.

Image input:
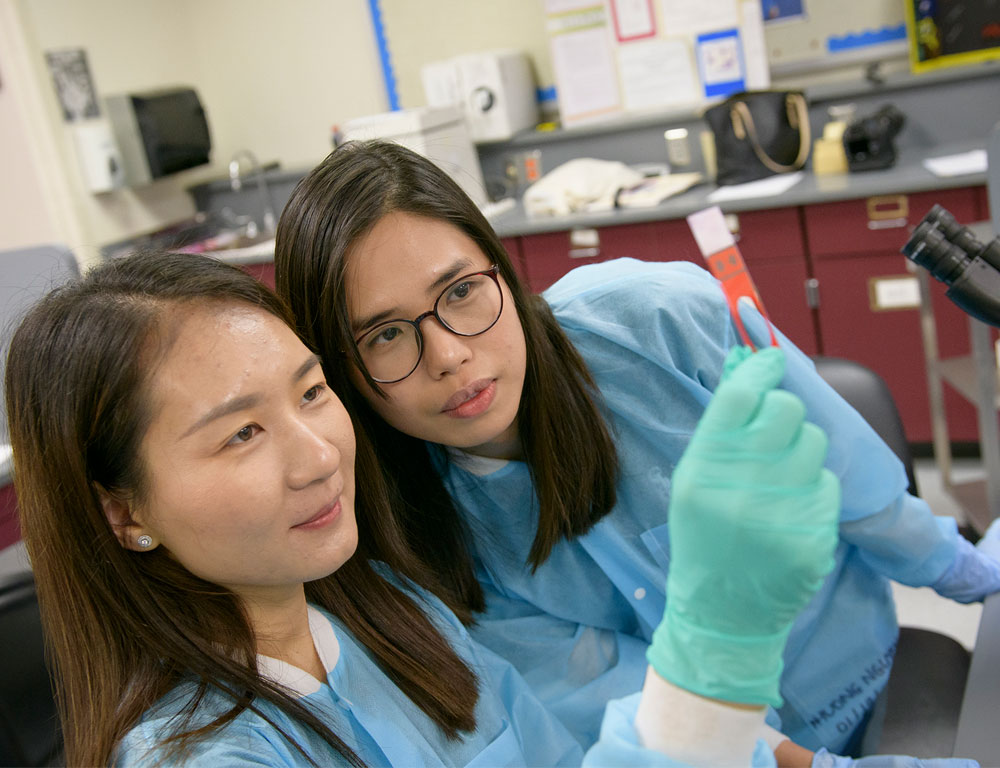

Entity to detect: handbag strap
[729,93,811,173]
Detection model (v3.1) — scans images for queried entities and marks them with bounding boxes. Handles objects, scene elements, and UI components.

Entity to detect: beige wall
[381,0,551,108]
[5,0,910,261]
[7,0,385,261]
[0,2,60,250]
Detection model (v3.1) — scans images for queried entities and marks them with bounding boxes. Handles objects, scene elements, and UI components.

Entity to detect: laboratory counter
[486,140,988,239]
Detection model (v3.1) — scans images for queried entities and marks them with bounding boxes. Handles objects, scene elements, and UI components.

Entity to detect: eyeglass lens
[357,269,502,383]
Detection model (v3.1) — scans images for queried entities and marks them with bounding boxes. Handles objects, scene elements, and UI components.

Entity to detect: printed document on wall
[619,39,699,111]
[550,21,622,124]
[660,0,739,35]
[610,0,657,41]
[740,0,770,89]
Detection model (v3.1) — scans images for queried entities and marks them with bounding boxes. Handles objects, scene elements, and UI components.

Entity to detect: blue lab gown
[117,572,770,767]
[437,258,966,753]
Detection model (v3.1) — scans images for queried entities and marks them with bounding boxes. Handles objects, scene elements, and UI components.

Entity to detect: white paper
[551,25,622,123]
[740,0,770,89]
[661,0,738,35]
[545,0,600,13]
[698,30,744,86]
[618,39,699,111]
[687,206,736,255]
[612,0,656,39]
[922,150,988,178]
[617,172,703,207]
[707,171,804,202]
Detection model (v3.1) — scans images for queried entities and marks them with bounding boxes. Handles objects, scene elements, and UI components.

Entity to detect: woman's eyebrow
[182,394,261,438]
[182,354,321,438]
[352,259,475,334]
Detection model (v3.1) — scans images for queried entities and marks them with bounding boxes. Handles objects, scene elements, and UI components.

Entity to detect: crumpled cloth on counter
[523,158,645,217]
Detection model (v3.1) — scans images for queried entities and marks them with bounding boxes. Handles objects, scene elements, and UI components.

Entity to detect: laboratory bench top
[487,140,989,239]
[200,139,988,267]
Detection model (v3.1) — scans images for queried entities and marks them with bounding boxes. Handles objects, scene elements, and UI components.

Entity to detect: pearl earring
[137,534,153,549]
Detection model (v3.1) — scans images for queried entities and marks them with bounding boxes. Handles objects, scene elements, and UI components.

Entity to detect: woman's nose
[286,420,340,490]
[420,318,472,378]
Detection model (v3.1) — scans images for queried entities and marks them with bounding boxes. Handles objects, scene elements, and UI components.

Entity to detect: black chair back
[0,572,62,767]
[812,355,919,497]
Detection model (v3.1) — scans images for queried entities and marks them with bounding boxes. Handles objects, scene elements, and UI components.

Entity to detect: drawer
[500,237,528,283]
[521,220,690,293]
[805,187,981,259]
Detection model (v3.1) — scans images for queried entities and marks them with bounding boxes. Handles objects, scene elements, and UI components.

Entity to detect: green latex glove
[647,345,840,707]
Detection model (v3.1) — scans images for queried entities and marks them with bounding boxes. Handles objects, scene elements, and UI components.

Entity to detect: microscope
[902,205,1000,328]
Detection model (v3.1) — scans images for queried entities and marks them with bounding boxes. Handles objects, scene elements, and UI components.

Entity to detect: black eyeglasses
[354,265,503,383]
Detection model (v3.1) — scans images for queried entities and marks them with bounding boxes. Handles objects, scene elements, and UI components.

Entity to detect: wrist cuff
[635,666,768,767]
[647,609,788,707]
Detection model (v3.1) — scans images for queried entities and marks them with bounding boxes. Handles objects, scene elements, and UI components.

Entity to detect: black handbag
[704,91,811,186]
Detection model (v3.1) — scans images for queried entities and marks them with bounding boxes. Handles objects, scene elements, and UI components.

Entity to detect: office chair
[0,244,80,444]
[812,355,919,497]
[812,355,970,758]
[0,572,62,767]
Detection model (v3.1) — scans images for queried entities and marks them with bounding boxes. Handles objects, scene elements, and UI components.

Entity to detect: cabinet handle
[866,195,909,225]
[569,247,601,259]
[805,278,820,308]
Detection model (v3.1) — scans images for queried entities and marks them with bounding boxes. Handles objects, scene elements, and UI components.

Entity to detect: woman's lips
[292,499,341,530]
[442,379,496,419]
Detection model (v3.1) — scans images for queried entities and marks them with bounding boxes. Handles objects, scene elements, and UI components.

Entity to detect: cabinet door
[500,237,528,283]
[0,483,19,551]
[807,188,983,443]
[731,208,818,356]
[520,220,681,292]
[520,210,818,352]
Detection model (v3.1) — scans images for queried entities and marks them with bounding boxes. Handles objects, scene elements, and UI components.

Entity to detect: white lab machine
[342,105,488,207]
[422,50,539,143]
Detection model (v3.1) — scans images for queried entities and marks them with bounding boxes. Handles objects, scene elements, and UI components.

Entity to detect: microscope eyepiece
[902,205,1000,328]
[902,221,970,285]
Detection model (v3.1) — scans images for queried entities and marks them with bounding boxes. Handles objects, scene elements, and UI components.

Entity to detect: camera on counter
[843,105,906,173]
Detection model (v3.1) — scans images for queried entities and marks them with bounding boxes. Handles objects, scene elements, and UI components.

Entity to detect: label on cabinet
[868,275,920,311]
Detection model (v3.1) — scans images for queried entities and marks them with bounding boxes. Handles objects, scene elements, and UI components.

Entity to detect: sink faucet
[228,149,277,235]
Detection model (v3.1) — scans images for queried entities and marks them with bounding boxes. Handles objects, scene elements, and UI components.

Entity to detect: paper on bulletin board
[697,28,746,98]
[740,0,770,89]
[610,0,657,41]
[660,0,739,35]
[618,39,699,111]
[545,0,600,13]
[549,14,623,125]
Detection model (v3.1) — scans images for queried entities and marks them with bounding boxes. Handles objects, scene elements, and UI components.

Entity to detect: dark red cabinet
[805,188,985,442]
[1,483,19,551]
[518,207,819,355]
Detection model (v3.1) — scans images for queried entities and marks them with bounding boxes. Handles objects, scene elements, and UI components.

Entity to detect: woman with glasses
[6,249,839,767]
[274,140,999,768]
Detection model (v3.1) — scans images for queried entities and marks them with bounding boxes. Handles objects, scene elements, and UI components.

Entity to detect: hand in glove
[647,345,840,707]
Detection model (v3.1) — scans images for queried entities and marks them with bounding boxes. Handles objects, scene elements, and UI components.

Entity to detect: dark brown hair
[4,251,478,767]
[274,140,619,617]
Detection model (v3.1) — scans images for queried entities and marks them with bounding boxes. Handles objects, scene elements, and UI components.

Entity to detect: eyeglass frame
[353,264,503,384]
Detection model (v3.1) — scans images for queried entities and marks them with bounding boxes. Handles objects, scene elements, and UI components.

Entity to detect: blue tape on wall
[827,24,907,54]
[368,0,400,111]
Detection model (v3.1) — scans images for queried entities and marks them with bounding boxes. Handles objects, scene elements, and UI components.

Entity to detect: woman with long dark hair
[6,250,838,766]
[273,140,999,766]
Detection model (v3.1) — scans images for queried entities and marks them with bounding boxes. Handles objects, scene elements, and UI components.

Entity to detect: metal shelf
[917,267,1000,535]
[935,356,1000,410]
